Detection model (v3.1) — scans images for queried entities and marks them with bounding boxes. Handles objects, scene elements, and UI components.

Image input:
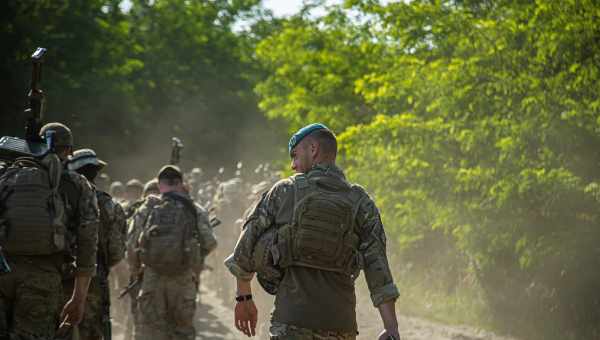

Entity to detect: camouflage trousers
[134,268,197,340]
[62,278,105,340]
[269,322,357,340]
[0,256,62,340]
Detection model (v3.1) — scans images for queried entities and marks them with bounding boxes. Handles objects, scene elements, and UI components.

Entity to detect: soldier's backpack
[138,192,199,275]
[0,155,66,255]
[273,172,365,277]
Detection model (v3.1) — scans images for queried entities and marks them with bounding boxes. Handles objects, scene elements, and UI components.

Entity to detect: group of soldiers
[1,121,402,340]
[0,122,218,340]
[103,159,282,321]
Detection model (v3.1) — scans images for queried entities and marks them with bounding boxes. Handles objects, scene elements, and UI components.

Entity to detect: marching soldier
[66,148,127,339]
[129,165,217,340]
[225,123,401,340]
[0,122,100,339]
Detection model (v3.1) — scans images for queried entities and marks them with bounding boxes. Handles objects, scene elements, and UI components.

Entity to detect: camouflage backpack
[138,192,200,275]
[0,155,67,255]
[273,172,365,277]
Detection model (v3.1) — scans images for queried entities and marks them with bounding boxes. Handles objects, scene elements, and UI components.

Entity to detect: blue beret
[288,123,329,155]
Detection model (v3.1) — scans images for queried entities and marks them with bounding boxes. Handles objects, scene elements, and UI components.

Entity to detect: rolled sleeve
[357,194,400,307]
[74,178,100,276]
[370,281,400,307]
[224,253,255,281]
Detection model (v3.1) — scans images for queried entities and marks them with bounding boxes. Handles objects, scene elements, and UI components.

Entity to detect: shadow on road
[195,287,238,340]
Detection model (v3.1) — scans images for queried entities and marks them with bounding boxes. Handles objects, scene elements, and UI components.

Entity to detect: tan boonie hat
[39,122,74,147]
[67,148,106,171]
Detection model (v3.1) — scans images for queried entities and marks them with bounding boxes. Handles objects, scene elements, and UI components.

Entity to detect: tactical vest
[138,193,199,275]
[0,155,67,255]
[274,173,365,277]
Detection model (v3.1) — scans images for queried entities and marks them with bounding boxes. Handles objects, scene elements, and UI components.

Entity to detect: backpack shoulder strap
[290,174,311,219]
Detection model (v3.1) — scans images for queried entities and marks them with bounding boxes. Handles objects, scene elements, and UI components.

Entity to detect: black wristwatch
[235,294,253,302]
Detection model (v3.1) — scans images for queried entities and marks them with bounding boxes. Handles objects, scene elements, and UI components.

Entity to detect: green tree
[255,1,600,338]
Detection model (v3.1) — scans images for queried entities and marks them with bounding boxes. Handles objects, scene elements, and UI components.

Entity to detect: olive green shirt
[225,164,399,333]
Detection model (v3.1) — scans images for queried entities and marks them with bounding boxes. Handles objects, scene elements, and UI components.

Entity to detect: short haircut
[307,128,337,157]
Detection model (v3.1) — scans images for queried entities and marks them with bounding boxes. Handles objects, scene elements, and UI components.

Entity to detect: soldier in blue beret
[226,123,401,340]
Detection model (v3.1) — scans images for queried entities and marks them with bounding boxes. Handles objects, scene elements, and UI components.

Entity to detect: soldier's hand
[234,299,258,337]
[378,329,401,340]
[59,298,86,329]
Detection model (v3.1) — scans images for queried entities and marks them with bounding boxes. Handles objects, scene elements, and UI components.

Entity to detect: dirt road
[111,282,516,340]
[190,285,516,340]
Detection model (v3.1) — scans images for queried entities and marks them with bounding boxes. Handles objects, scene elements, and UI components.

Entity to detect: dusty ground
[113,277,517,340]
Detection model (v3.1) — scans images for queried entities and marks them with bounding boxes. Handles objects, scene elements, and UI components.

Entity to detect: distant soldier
[142,178,159,198]
[212,175,247,301]
[110,181,125,203]
[97,173,112,193]
[187,167,204,201]
[123,179,145,219]
[0,122,100,339]
[129,165,217,340]
[121,177,159,340]
[123,179,144,210]
[66,148,127,340]
[196,183,214,209]
[225,123,401,340]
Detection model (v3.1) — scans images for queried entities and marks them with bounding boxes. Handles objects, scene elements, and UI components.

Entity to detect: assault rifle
[170,137,183,166]
[0,47,51,162]
[118,278,141,300]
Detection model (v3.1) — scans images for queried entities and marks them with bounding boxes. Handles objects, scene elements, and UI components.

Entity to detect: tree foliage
[3,0,600,338]
[0,0,283,177]
[255,1,600,338]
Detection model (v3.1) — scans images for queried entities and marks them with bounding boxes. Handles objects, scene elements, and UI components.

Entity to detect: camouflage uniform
[63,189,126,340]
[225,164,399,340]
[270,322,357,340]
[0,165,100,339]
[129,191,217,340]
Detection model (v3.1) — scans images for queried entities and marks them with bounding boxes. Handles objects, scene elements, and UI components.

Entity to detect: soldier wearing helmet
[0,122,100,338]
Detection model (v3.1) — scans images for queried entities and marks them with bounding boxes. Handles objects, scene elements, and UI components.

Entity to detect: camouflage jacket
[127,192,217,275]
[96,190,127,269]
[59,170,101,276]
[225,164,399,307]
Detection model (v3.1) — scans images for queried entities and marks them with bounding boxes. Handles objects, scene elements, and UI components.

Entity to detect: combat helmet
[39,122,73,148]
